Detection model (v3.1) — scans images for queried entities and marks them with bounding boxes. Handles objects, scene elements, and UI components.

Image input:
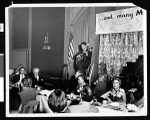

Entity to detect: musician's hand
[84,51,88,56]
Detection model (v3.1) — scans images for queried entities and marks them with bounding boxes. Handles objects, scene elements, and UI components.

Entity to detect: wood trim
[9,8,13,50]
[11,49,29,51]
[28,8,32,73]
[10,49,29,71]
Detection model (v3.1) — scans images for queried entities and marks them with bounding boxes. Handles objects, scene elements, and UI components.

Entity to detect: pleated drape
[68,8,90,76]
[73,9,90,54]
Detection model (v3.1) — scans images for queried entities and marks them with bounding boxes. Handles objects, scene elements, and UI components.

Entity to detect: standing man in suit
[74,42,92,75]
[31,67,44,89]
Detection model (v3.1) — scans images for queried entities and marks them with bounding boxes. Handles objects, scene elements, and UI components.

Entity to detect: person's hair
[9,91,21,112]
[80,41,87,46]
[77,74,88,84]
[112,77,121,85]
[80,42,87,51]
[19,66,25,74]
[33,67,40,72]
[10,87,19,93]
[80,85,93,102]
[78,44,82,52]
[18,64,22,68]
[19,66,25,71]
[48,89,67,113]
[22,77,32,87]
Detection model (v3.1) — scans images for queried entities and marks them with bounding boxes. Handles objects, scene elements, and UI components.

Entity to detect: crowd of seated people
[9,66,45,91]
[9,65,144,114]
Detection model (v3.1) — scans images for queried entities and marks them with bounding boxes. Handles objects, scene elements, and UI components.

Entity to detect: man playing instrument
[75,42,92,75]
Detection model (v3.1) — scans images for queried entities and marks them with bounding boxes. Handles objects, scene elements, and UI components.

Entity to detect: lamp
[43,32,50,50]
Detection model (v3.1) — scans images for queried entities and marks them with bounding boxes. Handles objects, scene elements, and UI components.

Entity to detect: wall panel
[32,7,65,77]
[12,8,29,49]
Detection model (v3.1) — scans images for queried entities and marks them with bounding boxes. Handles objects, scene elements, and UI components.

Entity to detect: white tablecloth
[36,89,146,115]
[96,106,146,116]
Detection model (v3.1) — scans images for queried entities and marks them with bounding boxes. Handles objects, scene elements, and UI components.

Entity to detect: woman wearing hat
[75,71,88,93]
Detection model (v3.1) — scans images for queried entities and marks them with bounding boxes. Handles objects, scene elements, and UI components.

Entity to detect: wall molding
[28,8,32,73]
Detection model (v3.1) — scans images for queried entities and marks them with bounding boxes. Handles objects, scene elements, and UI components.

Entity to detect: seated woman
[18,77,37,107]
[48,89,70,113]
[101,78,126,105]
[75,71,88,93]
[68,85,99,113]
[67,72,90,105]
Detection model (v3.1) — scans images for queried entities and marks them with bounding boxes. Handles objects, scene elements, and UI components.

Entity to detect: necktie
[36,75,39,81]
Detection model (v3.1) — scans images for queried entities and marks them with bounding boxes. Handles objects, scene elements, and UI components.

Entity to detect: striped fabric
[68,32,74,62]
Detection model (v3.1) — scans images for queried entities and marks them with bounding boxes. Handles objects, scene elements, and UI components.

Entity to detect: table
[36,89,145,115]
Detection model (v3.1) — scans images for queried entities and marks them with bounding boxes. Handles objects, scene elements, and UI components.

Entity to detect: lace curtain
[98,31,143,77]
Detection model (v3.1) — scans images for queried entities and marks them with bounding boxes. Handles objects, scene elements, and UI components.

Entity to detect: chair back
[86,64,94,86]
[134,96,144,107]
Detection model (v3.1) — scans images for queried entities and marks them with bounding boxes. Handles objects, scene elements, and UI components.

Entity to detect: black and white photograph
[0,2,147,118]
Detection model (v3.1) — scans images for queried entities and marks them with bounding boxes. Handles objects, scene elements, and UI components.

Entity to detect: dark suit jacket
[75,50,92,75]
[11,74,28,84]
[30,75,44,88]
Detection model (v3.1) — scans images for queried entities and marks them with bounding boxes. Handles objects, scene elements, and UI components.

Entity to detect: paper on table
[40,89,55,98]
[109,102,120,107]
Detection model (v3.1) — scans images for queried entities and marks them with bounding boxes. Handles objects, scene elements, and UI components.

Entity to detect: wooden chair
[126,88,137,104]
[134,96,144,107]
[86,64,94,87]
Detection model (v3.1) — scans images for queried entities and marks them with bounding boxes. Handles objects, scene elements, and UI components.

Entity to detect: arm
[100,90,111,99]
[121,89,126,104]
